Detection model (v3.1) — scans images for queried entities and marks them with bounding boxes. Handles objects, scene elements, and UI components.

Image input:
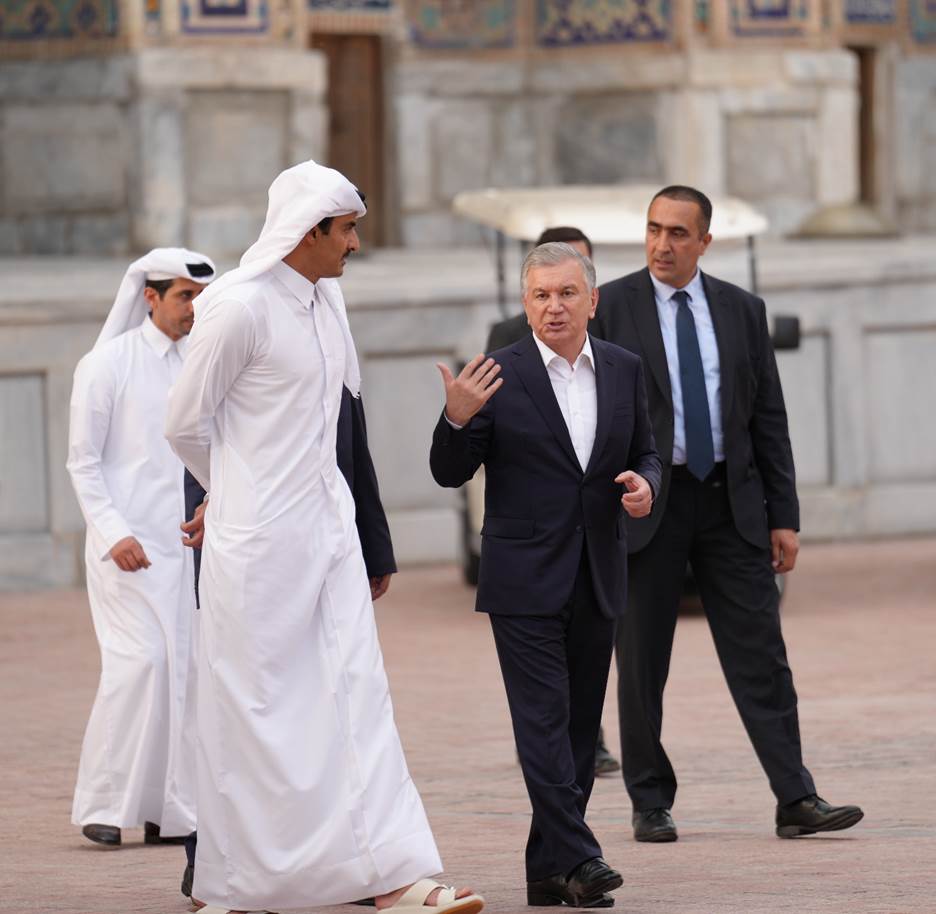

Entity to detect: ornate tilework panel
[910,0,936,43]
[536,0,672,46]
[728,0,811,38]
[843,0,896,24]
[309,0,391,8]
[181,0,269,33]
[0,0,118,39]
[406,0,515,49]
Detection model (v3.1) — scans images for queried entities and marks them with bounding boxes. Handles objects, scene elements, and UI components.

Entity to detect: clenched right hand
[109,536,152,572]
[436,354,503,427]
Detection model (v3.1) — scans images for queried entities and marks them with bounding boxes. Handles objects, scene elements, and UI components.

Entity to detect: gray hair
[521,241,597,296]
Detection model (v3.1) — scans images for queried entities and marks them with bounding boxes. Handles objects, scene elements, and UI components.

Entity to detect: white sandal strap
[398,878,459,907]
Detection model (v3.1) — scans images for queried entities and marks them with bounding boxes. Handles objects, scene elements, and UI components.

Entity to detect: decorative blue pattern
[0,0,118,39]
[729,0,810,38]
[408,0,515,50]
[910,0,936,42]
[181,0,268,33]
[537,0,671,47]
[308,0,391,8]
[844,0,896,24]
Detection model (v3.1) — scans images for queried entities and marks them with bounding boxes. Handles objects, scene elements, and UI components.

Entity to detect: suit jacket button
[575,525,583,533]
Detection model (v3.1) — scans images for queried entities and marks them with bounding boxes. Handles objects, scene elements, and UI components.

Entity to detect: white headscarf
[192,160,367,396]
[95,247,217,349]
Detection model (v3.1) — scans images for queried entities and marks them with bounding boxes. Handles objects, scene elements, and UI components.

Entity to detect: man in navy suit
[430,243,661,908]
[178,385,396,904]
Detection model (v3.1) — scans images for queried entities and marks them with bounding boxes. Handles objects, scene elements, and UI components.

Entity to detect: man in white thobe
[165,161,483,914]
[67,248,216,847]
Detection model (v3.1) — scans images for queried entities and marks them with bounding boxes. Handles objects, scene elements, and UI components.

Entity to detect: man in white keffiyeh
[67,248,216,848]
[165,161,483,914]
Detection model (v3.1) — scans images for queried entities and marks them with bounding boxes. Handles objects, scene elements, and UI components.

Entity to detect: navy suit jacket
[185,387,396,601]
[430,333,661,619]
[592,267,798,553]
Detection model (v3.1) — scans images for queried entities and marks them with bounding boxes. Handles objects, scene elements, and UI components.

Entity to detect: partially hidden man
[66,248,216,847]
[593,185,863,843]
[430,243,662,908]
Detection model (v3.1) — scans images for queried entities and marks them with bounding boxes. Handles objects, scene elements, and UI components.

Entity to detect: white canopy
[452,184,769,244]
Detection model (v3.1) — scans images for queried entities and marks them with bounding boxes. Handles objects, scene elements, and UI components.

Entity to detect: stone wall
[394,47,860,246]
[894,55,936,231]
[0,46,327,256]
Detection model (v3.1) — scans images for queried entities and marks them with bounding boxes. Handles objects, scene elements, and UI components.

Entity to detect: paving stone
[2,537,935,912]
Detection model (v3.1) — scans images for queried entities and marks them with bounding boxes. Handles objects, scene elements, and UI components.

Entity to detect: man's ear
[142,287,159,309]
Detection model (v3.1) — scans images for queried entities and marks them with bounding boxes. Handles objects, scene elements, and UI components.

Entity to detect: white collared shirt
[532,333,598,472]
[649,270,724,464]
[67,316,189,556]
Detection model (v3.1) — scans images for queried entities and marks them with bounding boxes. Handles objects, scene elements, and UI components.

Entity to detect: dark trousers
[490,550,615,881]
[617,465,815,811]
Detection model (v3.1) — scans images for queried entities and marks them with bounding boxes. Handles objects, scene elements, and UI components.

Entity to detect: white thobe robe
[165,261,441,910]
[67,317,197,834]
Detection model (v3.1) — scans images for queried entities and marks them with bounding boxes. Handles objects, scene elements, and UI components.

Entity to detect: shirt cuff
[444,413,465,430]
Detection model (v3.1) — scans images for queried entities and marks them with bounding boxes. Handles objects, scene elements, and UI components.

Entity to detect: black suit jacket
[430,334,661,619]
[185,387,396,599]
[592,267,798,553]
[486,313,530,351]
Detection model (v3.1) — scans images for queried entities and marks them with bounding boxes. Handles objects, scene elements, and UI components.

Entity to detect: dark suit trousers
[490,548,614,881]
[617,467,816,810]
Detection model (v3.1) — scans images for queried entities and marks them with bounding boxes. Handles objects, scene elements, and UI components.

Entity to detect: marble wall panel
[555,93,662,185]
[185,89,290,207]
[2,104,128,215]
[0,373,48,533]
[865,328,936,482]
[776,333,831,487]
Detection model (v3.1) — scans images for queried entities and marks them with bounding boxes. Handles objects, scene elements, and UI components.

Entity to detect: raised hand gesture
[436,354,503,427]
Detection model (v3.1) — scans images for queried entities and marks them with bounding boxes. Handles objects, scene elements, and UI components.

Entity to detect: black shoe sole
[527,891,615,907]
[634,828,678,843]
[81,829,120,847]
[594,761,621,777]
[144,833,188,845]
[776,808,864,838]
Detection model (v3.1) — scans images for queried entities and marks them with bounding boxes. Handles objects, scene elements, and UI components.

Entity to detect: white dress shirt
[649,270,725,464]
[532,333,598,472]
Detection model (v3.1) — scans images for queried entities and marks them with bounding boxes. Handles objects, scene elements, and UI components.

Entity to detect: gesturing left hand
[615,471,653,518]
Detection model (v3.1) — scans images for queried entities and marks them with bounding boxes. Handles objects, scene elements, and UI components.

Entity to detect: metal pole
[747,234,759,295]
[496,230,507,317]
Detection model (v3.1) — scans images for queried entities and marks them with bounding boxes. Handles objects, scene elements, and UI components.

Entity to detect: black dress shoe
[144,821,188,845]
[180,862,194,898]
[594,729,621,778]
[528,857,623,907]
[776,794,864,838]
[350,900,376,907]
[632,808,678,843]
[81,824,121,846]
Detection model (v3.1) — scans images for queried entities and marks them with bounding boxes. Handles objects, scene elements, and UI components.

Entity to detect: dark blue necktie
[674,290,715,481]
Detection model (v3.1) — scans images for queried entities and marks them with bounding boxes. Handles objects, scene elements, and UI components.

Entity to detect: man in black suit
[431,243,661,907]
[592,185,863,843]
[485,227,621,779]
[178,385,396,903]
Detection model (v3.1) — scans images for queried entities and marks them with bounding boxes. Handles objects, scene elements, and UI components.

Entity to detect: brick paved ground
[2,538,935,914]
